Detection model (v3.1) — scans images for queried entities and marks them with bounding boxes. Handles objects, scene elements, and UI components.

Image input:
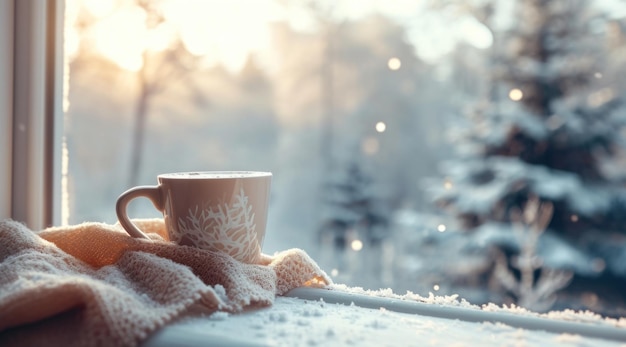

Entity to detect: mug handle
[115,186,163,239]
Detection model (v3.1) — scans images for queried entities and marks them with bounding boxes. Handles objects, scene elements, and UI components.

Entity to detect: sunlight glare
[65,0,81,62]
[84,0,488,73]
[145,23,177,52]
[161,0,281,72]
[82,0,115,18]
[65,28,80,61]
[437,224,446,232]
[375,121,387,133]
[91,5,148,71]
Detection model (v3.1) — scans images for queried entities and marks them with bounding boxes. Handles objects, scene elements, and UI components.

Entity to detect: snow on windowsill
[144,286,626,347]
[324,284,626,329]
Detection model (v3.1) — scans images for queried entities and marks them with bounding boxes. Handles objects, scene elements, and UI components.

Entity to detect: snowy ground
[144,288,626,347]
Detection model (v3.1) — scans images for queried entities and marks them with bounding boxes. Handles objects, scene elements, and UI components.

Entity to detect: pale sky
[72,0,624,73]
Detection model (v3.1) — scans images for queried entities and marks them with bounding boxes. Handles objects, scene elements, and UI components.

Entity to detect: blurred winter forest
[64,0,626,317]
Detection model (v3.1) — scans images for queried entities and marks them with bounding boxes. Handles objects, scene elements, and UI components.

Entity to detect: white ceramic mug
[116,171,272,263]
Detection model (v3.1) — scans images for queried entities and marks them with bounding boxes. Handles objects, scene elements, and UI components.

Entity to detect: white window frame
[1,0,65,229]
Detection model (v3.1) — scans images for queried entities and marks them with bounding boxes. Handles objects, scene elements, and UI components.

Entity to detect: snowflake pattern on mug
[175,188,259,263]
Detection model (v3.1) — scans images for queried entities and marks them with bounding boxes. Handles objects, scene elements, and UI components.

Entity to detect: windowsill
[142,287,626,347]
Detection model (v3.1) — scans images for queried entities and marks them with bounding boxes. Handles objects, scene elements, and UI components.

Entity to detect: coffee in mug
[116,171,272,263]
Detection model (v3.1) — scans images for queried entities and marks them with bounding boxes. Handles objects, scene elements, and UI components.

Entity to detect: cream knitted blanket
[0,219,331,347]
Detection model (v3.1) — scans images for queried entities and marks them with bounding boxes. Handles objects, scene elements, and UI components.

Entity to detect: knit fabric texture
[0,219,331,347]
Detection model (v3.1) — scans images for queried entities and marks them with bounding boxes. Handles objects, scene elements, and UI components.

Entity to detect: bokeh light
[388,57,401,70]
[351,239,364,251]
[509,88,523,101]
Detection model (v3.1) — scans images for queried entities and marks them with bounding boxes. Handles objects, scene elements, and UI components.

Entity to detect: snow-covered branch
[493,196,573,312]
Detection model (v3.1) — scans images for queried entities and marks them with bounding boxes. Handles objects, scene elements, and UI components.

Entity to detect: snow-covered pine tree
[431,0,626,314]
[319,159,390,250]
[317,157,392,288]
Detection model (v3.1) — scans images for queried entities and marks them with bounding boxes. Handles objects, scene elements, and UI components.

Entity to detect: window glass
[64,0,626,317]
